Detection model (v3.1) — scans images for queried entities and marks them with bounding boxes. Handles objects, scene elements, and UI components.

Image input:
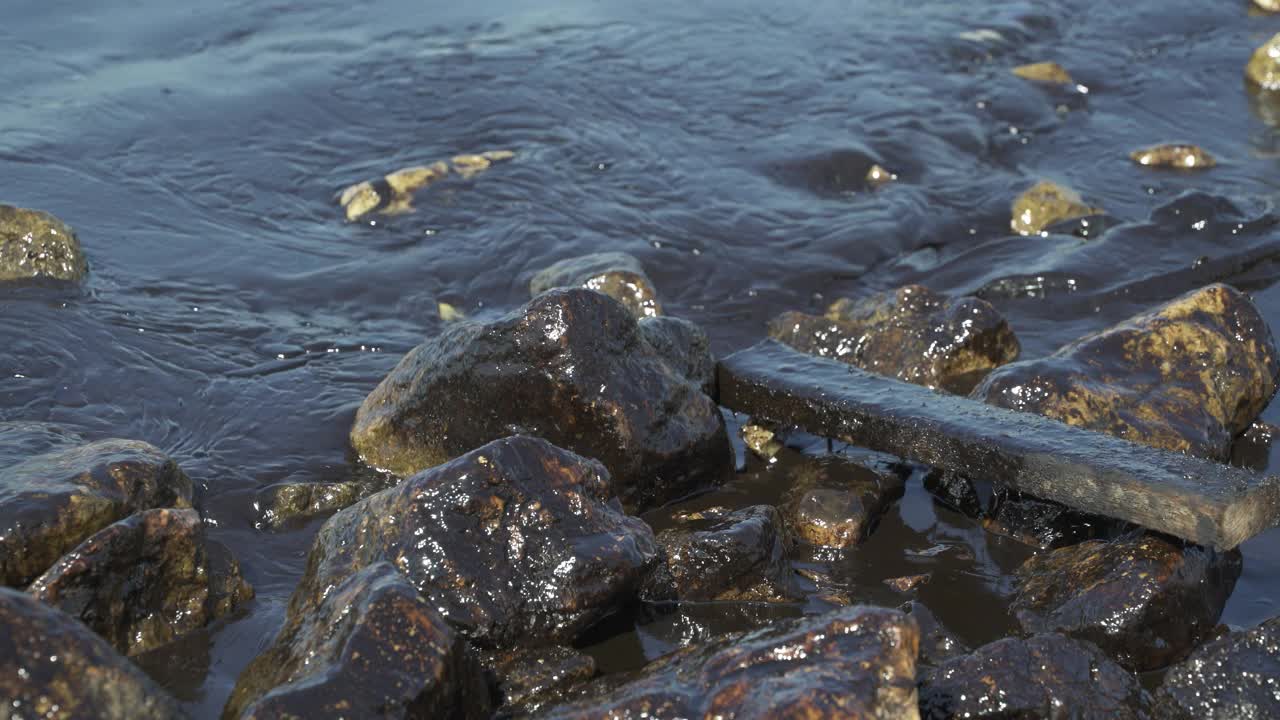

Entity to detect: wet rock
[769,148,900,197]
[884,574,931,593]
[483,646,596,715]
[543,605,919,719]
[338,150,515,221]
[1011,533,1241,671]
[529,251,663,319]
[1231,419,1278,471]
[902,601,969,671]
[1012,61,1074,84]
[972,284,1280,461]
[768,284,1020,393]
[782,454,905,548]
[740,420,784,460]
[278,436,658,650]
[982,489,1117,549]
[1246,32,1280,91]
[640,505,796,602]
[920,633,1150,719]
[252,480,363,529]
[637,315,715,395]
[865,163,898,189]
[0,204,88,283]
[1011,180,1101,236]
[1152,614,1280,719]
[922,469,986,518]
[1,438,193,587]
[1256,0,1280,12]
[1130,144,1216,169]
[351,288,731,511]
[0,587,186,719]
[225,562,490,720]
[28,508,252,656]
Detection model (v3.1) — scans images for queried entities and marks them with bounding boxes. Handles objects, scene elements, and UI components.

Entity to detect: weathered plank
[717,340,1280,549]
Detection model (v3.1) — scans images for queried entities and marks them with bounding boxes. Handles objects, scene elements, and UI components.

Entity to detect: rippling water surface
[4,0,1280,714]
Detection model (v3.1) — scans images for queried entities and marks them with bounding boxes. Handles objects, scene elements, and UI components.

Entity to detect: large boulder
[973,284,1279,461]
[1011,533,1240,671]
[781,454,905,548]
[1,436,193,587]
[0,204,88,283]
[769,284,1019,393]
[530,252,663,319]
[351,288,731,511]
[1152,614,1280,719]
[28,508,253,656]
[225,563,490,720]
[542,605,920,719]
[266,436,658,653]
[0,587,186,719]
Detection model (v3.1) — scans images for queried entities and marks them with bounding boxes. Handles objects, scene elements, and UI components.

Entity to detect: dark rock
[640,505,797,602]
[1,438,193,587]
[274,436,658,651]
[902,601,969,671]
[982,489,1119,549]
[28,508,253,656]
[884,573,931,593]
[0,204,88,283]
[922,469,986,518]
[1011,533,1241,671]
[529,252,663,319]
[543,605,919,719]
[483,646,596,715]
[782,454,905,548]
[1153,614,1280,719]
[252,480,364,529]
[0,587,186,719]
[637,315,716,397]
[351,288,731,511]
[769,284,1019,393]
[767,148,899,197]
[973,284,1279,462]
[225,563,490,720]
[920,633,1150,719]
[1230,420,1278,471]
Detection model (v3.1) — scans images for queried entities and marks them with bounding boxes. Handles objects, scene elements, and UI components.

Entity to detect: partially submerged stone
[982,489,1118,549]
[1152,614,1280,719]
[884,573,930,593]
[28,508,252,656]
[1011,533,1241,671]
[640,505,797,602]
[768,284,1020,393]
[0,587,186,719]
[1256,0,1280,12]
[1246,32,1280,91]
[276,436,658,650]
[338,150,514,221]
[351,288,731,511]
[542,605,919,719]
[252,480,364,529]
[920,633,1150,719]
[483,646,596,715]
[902,601,970,671]
[782,453,905,548]
[865,163,897,189]
[637,315,715,395]
[225,563,490,720]
[740,420,784,460]
[1130,144,1216,169]
[1011,180,1101,235]
[0,203,88,283]
[973,284,1279,461]
[529,251,663,319]
[1012,61,1074,85]
[1,438,193,587]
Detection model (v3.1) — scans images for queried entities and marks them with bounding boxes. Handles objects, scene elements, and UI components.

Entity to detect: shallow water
[3,0,1280,715]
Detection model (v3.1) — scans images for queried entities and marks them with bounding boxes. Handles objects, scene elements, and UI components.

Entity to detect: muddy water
[3,0,1280,715]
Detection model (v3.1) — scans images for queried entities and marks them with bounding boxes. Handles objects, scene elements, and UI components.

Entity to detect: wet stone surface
[1011,533,1241,672]
[28,507,253,657]
[542,605,920,719]
[973,283,1280,461]
[768,284,1020,393]
[1010,180,1100,236]
[982,489,1122,549]
[902,601,970,672]
[782,453,905,548]
[1152,614,1280,719]
[0,587,187,719]
[1129,143,1216,169]
[251,480,365,529]
[225,562,490,720]
[1246,32,1280,91]
[919,633,1150,720]
[483,646,597,717]
[0,203,88,283]
[1011,61,1074,85]
[350,287,731,511]
[637,314,717,397]
[530,251,664,319]
[0,435,194,587]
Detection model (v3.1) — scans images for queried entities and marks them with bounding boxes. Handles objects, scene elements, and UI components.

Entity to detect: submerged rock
[542,605,919,719]
[769,148,901,196]
[1152,614,1280,719]
[973,284,1279,461]
[1011,180,1101,236]
[483,646,596,715]
[530,251,663,319]
[782,453,905,548]
[351,288,731,511]
[1012,61,1074,84]
[252,480,364,529]
[920,633,1150,719]
[225,562,490,720]
[0,438,193,587]
[338,150,515,221]
[272,436,658,651]
[637,315,716,396]
[0,204,88,283]
[865,163,898,189]
[768,284,1020,393]
[1011,533,1241,671]
[1130,144,1216,169]
[28,508,252,656]
[1246,32,1280,91]
[982,489,1118,549]
[1257,0,1280,11]
[0,587,186,719]
[640,505,797,602]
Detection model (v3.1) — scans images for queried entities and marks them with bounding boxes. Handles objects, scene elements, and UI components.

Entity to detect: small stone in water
[1246,33,1280,91]
[741,421,783,460]
[437,301,466,322]
[1012,61,1074,84]
[883,573,931,593]
[1130,144,1216,169]
[864,163,897,188]
[1011,179,1101,235]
